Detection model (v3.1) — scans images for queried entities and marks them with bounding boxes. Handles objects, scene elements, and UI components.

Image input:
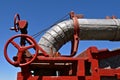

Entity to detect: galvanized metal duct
[38,19,120,54]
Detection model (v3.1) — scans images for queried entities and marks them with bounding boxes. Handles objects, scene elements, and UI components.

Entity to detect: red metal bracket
[69,11,83,57]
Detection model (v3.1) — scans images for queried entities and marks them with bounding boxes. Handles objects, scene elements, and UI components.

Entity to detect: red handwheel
[10,13,20,32]
[4,34,39,67]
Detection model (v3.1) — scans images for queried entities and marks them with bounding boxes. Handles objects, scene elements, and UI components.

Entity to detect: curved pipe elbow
[38,19,120,54]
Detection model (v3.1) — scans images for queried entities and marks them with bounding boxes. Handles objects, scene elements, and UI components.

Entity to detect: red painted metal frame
[17,57,87,80]
[16,46,120,80]
[77,46,120,80]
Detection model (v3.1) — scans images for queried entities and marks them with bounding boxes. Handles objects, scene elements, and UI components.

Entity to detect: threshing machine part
[4,14,49,67]
[4,11,120,80]
[4,34,39,66]
[39,17,120,54]
[16,46,120,80]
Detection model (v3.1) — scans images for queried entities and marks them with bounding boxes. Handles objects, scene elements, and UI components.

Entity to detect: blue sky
[1,0,120,80]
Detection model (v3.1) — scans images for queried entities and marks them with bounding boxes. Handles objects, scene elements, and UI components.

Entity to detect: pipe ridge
[56,23,67,44]
[62,20,74,41]
[46,31,62,49]
[40,36,57,51]
[51,25,66,45]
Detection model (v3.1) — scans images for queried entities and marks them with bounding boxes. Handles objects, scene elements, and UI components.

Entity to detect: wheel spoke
[16,52,23,64]
[11,40,20,49]
[23,44,35,51]
[26,38,34,45]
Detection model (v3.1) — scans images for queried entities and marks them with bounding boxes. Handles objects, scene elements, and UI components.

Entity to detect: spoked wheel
[10,14,20,32]
[4,34,39,67]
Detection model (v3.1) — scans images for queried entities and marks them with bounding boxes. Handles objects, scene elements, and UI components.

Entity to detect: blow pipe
[39,18,120,54]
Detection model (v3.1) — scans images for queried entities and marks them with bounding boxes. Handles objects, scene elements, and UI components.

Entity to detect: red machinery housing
[4,12,120,80]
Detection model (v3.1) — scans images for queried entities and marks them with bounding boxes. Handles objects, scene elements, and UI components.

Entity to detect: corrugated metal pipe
[38,19,120,54]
